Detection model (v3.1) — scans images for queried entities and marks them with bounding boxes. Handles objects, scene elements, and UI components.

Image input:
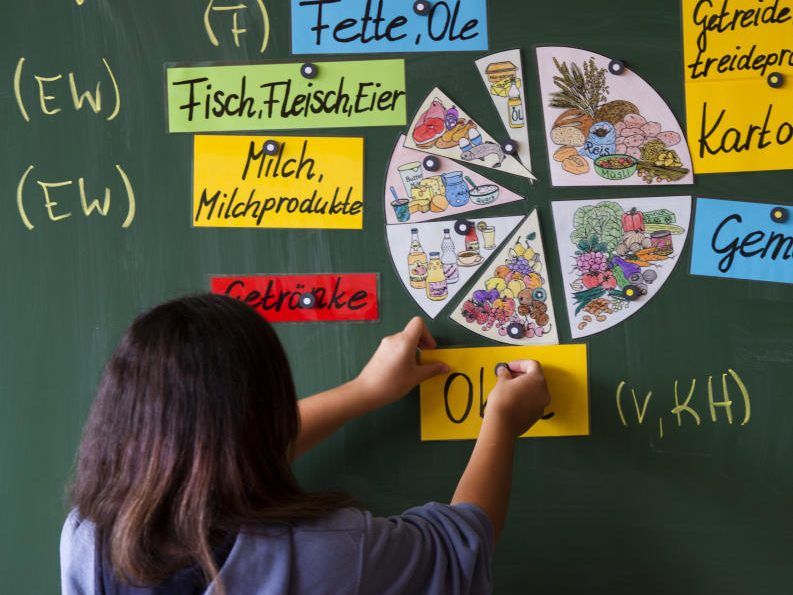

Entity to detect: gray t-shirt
[60,502,493,594]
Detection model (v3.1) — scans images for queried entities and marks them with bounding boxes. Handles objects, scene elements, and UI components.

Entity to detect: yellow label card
[682,0,793,173]
[193,135,364,229]
[419,345,589,441]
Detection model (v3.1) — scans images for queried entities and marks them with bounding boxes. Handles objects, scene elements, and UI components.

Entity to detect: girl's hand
[450,360,549,541]
[294,318,447,458]
[355,317,449,407]
[484,360,551,438]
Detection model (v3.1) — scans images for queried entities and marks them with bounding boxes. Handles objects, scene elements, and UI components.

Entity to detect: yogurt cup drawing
[391,199,410,222]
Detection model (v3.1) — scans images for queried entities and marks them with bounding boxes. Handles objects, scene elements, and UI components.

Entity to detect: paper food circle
[384,94,559,345]
[536,46,694,188]
[551,195,692,339]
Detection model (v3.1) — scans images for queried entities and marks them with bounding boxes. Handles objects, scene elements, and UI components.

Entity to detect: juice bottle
[407,228,428,289]
[425,252,448,301]
[440,229,459,284]
[508,82,525,129]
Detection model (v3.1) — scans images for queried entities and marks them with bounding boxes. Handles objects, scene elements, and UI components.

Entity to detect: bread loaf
[553,108,595,131]
[553,145,579,162]
[562,155,589,175]
[550,109,593,147]
[594,100,639,124]
[551,125,586,147]
[485,61,518,83]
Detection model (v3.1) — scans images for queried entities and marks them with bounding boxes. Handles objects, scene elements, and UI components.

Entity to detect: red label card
[210,273,379,323]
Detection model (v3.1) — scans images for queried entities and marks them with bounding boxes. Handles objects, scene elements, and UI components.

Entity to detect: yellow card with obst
[193,135,364,229]
[419,345,589,441]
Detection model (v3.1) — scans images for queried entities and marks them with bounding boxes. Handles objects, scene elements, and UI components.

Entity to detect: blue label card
[291,0,489,54]
[691,198,793,285]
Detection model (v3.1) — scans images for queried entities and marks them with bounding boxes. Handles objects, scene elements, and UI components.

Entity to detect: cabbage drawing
[570,201,623,253]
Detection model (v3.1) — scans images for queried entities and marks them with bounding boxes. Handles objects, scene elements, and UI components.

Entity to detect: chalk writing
[16,163,136,230]
[616,369,751,439]
[166,59,405,132]
[291,0,488,54]
[204,0,270,53]
[13,57,120,122]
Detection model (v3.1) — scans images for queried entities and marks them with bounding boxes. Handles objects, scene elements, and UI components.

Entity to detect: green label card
[166,59,406,133]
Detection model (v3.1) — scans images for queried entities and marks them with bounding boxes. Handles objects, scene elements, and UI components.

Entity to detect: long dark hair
[71,294,354,588]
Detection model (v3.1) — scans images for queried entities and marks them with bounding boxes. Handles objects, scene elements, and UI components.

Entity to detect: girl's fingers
[403,317,437,350]
[417,329,437,350]
[495,365,512,382]
[506,359,541,375]
[415,361,449,383]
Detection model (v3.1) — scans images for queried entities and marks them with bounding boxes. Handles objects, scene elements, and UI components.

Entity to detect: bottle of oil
[507,81,524,129]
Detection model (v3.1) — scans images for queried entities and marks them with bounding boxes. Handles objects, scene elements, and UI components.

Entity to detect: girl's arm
[293,318,448,459]
[451,360,550,542]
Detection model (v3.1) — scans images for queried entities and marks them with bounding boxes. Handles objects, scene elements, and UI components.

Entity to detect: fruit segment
[450,211,559,345]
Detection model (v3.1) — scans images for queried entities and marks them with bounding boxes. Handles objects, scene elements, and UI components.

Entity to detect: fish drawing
[460,142,506,168]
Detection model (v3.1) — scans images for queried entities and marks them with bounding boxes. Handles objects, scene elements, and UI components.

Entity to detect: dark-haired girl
[61,294,550,594]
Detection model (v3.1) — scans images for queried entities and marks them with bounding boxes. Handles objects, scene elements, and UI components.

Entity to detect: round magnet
[300,63,318,79]
[494,362,510,376]
[413,0,431,15]
[506,322,525,339]
[500,139,518,156]
[454,219,473,235]
[532,287,547,302]
[299,292,316,309]
[263,139,280,156]
[608,59,626,75]
[771,206,789,223]
[768,72,784,89]
[622,284,641,301]
[423,156,440,172]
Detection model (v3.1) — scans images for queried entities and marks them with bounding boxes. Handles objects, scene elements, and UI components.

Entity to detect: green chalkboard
[1,1,791,593]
